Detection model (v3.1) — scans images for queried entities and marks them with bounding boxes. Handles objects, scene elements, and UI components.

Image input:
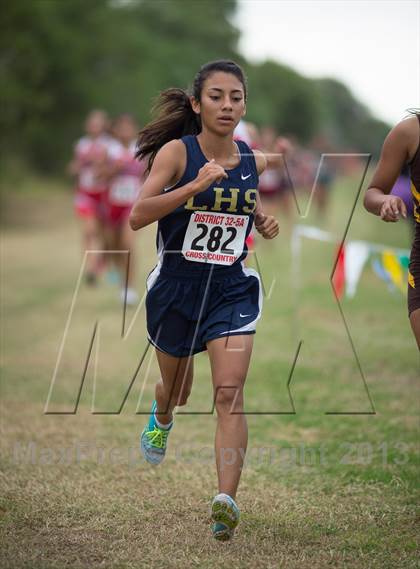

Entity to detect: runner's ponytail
[136,88,201,173]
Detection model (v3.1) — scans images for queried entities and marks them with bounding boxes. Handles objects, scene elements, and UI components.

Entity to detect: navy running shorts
[145,264,262,357]
[408,241,420,316]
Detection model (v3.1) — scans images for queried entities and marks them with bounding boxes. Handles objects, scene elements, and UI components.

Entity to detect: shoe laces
[145,426,170,449]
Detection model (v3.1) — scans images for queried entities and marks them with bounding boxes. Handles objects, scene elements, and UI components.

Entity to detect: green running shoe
[140,400,173,465]
[211,493,240,541]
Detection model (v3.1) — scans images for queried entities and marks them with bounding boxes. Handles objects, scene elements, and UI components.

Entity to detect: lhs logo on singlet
[182,211,248,266]
[184,187,257,214]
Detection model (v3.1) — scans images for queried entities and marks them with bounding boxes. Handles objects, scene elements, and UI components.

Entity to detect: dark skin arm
[364,116,419,222]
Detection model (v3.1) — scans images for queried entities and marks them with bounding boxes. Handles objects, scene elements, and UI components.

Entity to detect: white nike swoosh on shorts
[240,313,251,317]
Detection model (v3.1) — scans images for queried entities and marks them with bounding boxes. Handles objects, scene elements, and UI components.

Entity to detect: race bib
[182,211,248,266]
[79,168,96,190]
[109,176,140,205]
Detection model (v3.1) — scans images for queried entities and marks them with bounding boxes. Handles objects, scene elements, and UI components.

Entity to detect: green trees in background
[0,0,389,173]
[314,78,389,152]
[244,60,321,143]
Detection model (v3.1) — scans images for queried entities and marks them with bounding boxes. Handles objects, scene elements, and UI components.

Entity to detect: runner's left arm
[253,150,280,239]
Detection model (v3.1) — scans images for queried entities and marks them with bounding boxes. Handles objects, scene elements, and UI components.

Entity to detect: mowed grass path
[1,176,419,568]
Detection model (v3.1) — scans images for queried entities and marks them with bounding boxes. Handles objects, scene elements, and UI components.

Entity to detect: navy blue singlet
[155,135,259,274]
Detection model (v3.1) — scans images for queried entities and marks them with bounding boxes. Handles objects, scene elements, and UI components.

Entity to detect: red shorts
[246,232,255,250]
[74,189,106,219]
[259,185,291,199]
[104,177,139,226]
[105,204,132,226]
[259,187,281,199]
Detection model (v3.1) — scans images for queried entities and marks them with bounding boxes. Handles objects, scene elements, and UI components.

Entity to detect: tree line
[0,0,389,174]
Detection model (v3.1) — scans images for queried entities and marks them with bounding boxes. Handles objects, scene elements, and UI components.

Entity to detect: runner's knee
[214,382,244,414]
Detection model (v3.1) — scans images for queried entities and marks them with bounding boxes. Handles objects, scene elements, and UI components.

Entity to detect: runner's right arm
[129,140,227,230]
[364,119,414,222]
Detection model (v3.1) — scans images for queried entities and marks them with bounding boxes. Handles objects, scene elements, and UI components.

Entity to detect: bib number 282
[191,224,236,254]
[182,211,248,266]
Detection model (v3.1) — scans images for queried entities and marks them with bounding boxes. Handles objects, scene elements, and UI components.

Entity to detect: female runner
[105,114,145,305]
[130,60,279,540]
[364,110,420,349]
[258,125,293,219]
[69,110,110,285]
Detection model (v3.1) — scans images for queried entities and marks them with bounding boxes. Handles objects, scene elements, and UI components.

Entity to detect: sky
[235,0,420,125]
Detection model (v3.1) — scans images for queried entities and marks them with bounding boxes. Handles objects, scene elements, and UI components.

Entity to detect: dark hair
[136,60,247,172]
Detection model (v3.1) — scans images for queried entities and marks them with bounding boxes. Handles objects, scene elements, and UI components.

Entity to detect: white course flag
[291,225,410,300]
[290,225,334,261]
[344,241,370,299]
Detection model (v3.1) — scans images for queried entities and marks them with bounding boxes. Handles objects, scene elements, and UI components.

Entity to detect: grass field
[1,172,419,568]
